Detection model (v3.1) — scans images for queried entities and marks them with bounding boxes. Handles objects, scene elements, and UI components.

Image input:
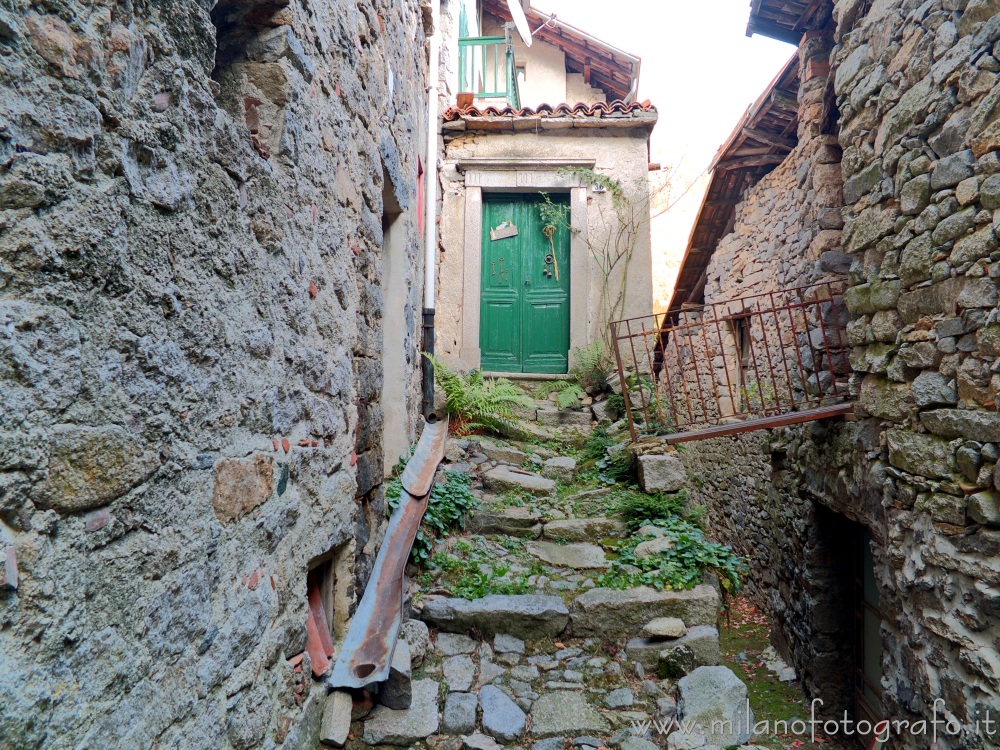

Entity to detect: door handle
[524,279,531,287]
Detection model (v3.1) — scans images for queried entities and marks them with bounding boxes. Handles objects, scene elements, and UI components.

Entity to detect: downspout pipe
[422,0,441,418]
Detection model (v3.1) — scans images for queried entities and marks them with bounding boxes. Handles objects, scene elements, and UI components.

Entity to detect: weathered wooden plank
[742,127,797,151]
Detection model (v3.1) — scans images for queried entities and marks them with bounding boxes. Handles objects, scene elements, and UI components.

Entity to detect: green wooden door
[480,194,570,373]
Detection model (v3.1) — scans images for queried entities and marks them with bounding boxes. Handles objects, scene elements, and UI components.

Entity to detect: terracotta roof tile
[443,99,656,122]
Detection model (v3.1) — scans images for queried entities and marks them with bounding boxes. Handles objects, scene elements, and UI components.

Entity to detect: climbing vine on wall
[540,167,670,354]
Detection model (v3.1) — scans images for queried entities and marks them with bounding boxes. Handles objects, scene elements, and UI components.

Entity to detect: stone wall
[0,0,429,747]
[831,0,1000,740]
[673,1,1000,745]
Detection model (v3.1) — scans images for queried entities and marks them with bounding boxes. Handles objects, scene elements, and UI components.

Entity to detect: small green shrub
[605,393,626,418]
[582,427,615,461]
[597,447,636,484]
[598,515,745,592]
[387,471,479,564]
[612,488,689,528]
[427,354,532,436]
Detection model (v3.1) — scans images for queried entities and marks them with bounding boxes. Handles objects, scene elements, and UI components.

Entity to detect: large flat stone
[421,595,570,640]
[643,617,687,638]
[478,443,528,465]
[530,691,610,738]
[886,429,956,479]
[442,692,478,735]
[677,667,754,746]
[479,685,526,742]
[40,424,161,513]
[626,626,721,674]
[526,541,608,569]
[919,408,1000,442]
[543,517,626,542]
[363,678,440,745]
[482,467,556,498]
[542,456,577,481]
[444,654,476,692]
[535,408,593,429]
[570,586,719,638]
[637,454,686,493]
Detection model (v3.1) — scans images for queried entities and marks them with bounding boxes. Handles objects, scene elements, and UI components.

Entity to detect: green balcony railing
[458,35,520,107]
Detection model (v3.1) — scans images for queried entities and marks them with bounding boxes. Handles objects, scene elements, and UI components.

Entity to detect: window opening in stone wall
[854,526,885,745]
[305,543,353,676]
[210,0,301,161]
[731,314,753,409]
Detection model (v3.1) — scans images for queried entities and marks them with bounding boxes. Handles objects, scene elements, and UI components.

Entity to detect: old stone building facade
[0,0,430,747]
[665,0,1000,746]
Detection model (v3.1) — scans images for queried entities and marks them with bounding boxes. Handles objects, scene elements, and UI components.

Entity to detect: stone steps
[370,433,748,750]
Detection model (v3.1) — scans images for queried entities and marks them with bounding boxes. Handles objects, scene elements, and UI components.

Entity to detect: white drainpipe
[421,0,441,416]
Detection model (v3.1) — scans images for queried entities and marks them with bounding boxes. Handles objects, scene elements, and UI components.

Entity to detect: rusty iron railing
[610,282,852,442]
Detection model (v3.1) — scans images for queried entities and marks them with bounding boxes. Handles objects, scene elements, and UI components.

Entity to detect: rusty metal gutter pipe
[327,416,449,690]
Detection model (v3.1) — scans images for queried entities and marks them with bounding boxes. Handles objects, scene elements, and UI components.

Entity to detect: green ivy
[427,541,538,599]
[598,515,745,593]
[387,471,479,564]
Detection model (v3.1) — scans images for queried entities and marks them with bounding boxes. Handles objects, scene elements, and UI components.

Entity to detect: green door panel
[479,194,570,374]
[480,198,522,372]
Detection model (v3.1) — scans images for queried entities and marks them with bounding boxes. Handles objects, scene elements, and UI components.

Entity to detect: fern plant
[571,341,614,393]
[427,354,532,436]
[533,380,586,409]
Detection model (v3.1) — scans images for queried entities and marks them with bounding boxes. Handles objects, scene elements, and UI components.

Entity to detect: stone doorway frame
[455,158,593,370]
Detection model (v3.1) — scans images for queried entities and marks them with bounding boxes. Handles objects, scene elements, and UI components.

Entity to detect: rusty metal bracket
[327,416,449,690]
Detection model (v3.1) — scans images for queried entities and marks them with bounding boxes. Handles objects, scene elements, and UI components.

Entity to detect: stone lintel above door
[459,158,597,190]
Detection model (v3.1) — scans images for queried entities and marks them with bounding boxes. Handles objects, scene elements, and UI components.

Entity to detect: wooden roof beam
[741,127,797,151]
[715,153,787,171]
[770,88,799,113]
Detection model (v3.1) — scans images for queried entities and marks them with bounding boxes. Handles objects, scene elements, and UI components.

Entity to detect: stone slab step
[626,625,721,675]
[468,506,543,538]
[482,466,556,498]
[420,594,569,640]
[526,541,608,569]
[529,691,610,738]
[542,517,626,542]
[569,585,719,638]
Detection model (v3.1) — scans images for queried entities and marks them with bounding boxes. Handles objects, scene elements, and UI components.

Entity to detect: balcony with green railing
[457,35,520,108]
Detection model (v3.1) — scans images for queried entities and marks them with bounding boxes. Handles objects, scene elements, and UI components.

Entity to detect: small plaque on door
[490,221,518,241]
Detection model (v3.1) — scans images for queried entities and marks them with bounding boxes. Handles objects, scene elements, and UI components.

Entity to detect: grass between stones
[720,596,852,750]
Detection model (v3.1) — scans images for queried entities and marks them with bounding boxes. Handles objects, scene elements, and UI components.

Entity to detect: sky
[537,0,796,309]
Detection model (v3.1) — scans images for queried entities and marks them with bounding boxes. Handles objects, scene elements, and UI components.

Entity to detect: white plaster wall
[380,212,412,475]
[566,73,606,106]
[436,130,654,372]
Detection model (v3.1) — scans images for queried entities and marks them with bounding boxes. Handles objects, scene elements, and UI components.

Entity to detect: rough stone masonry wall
[831,0,1000,742]
[679,1,1000,745]
[0,1,428,748]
